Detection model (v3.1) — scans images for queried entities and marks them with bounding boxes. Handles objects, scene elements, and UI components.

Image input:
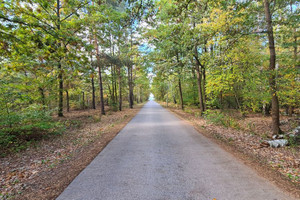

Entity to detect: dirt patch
[0,104,144,200]
[162,103,300,198]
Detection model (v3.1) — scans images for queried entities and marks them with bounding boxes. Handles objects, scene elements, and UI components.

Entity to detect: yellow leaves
[207,39,214,46]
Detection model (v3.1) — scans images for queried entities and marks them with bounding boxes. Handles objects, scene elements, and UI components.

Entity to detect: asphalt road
[57,101,292,200]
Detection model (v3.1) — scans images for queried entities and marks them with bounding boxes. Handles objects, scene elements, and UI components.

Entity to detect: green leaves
[148,0,299,113]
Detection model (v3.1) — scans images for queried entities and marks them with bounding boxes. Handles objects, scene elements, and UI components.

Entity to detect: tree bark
[82,91,85,109]
[220,91,223,109]
[98,62,105,115]
[57,0,63,117]
[263,0,281,135]
[262,102,271,116]
[111,65,115,106]
[192,68,197,105]
[203,46,207,110]
[194,53,204,113]
[114,66,118,104]
[173,95,177,104]
[202,67,207,110]
[94,37,105,114]
[66,90,70,112]
[118,66,122,111]
[140,88,143,103]
[178,77,184,110]
[58,61,64,116]
[128,65,134,109]
[91,76,96,109]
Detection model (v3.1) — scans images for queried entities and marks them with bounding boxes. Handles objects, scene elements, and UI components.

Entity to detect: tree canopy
[0,0,299,151]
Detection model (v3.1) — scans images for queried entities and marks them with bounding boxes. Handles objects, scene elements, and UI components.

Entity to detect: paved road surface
[57,101,292,200]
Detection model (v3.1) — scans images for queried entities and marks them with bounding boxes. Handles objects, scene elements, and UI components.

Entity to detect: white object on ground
[267,139,288,148]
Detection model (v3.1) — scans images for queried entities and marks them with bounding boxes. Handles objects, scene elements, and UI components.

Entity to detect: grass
[0,105,65,156]
[203,109,241,130]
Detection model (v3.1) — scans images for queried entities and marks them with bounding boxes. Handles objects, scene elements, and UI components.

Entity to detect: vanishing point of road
[57,101,293,200]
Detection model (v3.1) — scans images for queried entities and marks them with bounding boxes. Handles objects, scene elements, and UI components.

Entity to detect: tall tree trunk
[57,0,63,117]
[130,66,134,107]
[173,95,177,104]
[195,65,204,113]
[98,62,105,115]
[128,65,134,109]
[136,87,140,104]
[194,54,204,113]
[66,90,70,112]
[93,35,105,115]
[192,68,197,105]
[263,0,281,135]
[118,66,122,111]
[178,77,184,110]
[202,67,207,110]
[263,102,271,116]
[91,76,96,109]
[128,28,134,109]
[203,46,207,110]
[111,65,115,105]
[220,91,223,109]
[58,62,64,117]
[166,85,169,107]
[82,91,85,109]
[114,66,118,104]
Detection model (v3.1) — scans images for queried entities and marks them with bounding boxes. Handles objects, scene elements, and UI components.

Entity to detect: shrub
[204,109,240,129]
[0,104,64,154]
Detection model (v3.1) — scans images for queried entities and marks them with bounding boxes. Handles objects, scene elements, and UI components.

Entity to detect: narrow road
[57,101,292,200]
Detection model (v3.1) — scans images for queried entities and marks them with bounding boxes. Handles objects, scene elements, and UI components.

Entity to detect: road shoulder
[163,105,300,199]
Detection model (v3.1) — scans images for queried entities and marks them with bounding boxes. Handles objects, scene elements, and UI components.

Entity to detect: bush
[0,104,64,154]
[204,109,240,129]
[204,110,226,126]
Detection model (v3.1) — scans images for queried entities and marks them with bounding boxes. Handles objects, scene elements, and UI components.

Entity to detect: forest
[149,0,299,135]
[0,0,152,154]
[0,0,299,198]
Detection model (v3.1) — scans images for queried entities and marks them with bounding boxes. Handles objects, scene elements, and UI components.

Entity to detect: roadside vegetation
[0,105,144,199]
[149,1,299,145]
[162,103,299,195]
[0,0,151,156]
[148,0,299,193]
[1,0,299,198]
[1,1,150,198]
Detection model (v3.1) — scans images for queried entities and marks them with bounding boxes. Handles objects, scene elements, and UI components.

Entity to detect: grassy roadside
[0,103,145,200]
[159,102,300,198]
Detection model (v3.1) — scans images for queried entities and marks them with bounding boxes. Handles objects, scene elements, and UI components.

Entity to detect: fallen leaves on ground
[0,105,143,200]
[164,103,300,187]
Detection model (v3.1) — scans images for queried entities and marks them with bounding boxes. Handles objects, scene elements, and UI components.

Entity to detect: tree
[263,0,281,135]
